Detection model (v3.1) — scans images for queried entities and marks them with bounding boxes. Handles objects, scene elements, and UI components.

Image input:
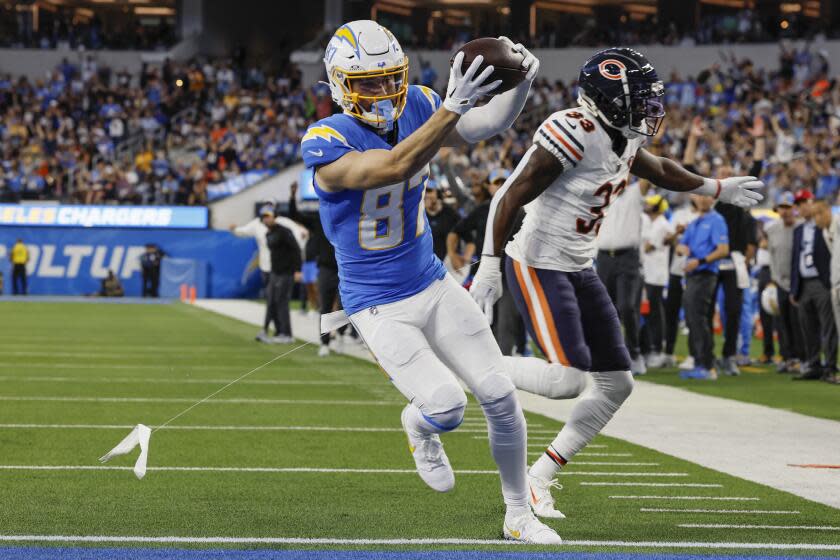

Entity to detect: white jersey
[506,107,646,272]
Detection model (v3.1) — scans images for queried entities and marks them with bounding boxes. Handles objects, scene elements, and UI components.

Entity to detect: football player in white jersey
[470,47,763,518]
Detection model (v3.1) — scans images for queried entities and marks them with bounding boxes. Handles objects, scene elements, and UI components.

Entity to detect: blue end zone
[1,550,833,560]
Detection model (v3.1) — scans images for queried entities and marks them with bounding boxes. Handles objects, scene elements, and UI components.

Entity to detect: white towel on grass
[99,423,151,479]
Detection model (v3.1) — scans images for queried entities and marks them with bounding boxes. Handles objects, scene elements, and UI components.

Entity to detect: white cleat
[630,355,647,376]
[503,511,563,544]
[317,345,330,357]
[400,405,455,492]
[528,473,566,519]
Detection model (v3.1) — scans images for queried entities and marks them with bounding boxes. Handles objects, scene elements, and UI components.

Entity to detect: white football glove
[699,176,765,208]
[498,36,539,81]
[444,52,503,115]
[469,255,503,323]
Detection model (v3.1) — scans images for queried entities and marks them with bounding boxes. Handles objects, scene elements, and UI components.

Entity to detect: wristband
[698,177,722,199]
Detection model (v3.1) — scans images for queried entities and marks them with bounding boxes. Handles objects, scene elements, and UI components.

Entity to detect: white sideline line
[583,483,722,488]
[0,375,365,386]
[0,396,403,406]
[0,535,839,550]
[642,509,799,514]
[0,465,687,477]
[679,524,840,531]
[0,423,562,436]
[611,496,760,501]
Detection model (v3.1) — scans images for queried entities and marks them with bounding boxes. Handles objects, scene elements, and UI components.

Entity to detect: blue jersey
[301,85,447,315]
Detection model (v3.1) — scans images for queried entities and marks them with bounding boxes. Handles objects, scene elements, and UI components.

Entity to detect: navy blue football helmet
[578,47,665,138]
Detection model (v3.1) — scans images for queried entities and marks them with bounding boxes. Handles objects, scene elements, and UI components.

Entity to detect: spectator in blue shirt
[676,193,730,379]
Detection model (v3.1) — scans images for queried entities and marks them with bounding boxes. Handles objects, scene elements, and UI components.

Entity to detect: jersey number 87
[358,179,426,250]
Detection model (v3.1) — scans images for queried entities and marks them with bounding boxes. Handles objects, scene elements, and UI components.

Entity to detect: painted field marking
[477,437,607,446]
[611,496,759,501]
[0,396,403,407]
[0,465,688,477]
[0,535,838,551]
[788,463,840,469]
[642,508,799,514]
[583,483,721,487]
[526,457,660,466]
[679,523,839,531]
[0,375,368,386]
[0,423,562,437]
[573,452,631,457]
[462,420,544,428]
[526,442,608,449]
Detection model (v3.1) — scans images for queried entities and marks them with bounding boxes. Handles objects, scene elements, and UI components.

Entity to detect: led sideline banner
[0,204,209,229]
[206,170,273,201]
[0,227,261,298]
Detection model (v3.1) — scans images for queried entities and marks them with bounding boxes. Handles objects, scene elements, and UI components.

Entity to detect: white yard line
[573,453,631,457]
[0,375,367,386]
[0,396,403,406]
[611,496,759,501]
[582,483,721,487]
[201,299,840,509]
[0,422,562,436]
[0,464,687,477]
[525,457,660,466]
[642,508,799,514]
[0,534,839,551]
[679,524,839,531]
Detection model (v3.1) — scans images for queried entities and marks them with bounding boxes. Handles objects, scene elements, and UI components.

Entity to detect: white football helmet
[324,20,408,131]
[761,283,780,317]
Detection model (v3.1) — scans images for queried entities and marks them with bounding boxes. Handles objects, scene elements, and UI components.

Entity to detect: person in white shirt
[230,204,308,342]
[641,193,674,368]
[663,199,698,367]
[596,179,648,375]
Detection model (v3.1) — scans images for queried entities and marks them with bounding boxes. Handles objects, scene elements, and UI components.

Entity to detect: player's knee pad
[542,364,588,400]
[473,370,516,405]
[590,369,634,406]
[480,390,525,433]
[421,383,467,432]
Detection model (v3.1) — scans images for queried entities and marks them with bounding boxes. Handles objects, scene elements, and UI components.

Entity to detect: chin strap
[370,99,396,132]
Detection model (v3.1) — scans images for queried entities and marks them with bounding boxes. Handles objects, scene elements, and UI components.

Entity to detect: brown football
[450,37,527,95]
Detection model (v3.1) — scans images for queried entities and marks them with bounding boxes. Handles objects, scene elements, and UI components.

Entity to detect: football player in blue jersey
[301,20,563,544]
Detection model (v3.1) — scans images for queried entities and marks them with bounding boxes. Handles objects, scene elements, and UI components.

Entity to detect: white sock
[505,504,531,522]
[481,392,528,510]
[530,370,633,475]
[529,446,565,480]
[401,403,443,437]
[503,356,588,399]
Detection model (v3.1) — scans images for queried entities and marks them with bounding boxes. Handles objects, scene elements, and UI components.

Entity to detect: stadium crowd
[0,55,319,205]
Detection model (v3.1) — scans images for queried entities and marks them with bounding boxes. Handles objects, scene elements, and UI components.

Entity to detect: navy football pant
[506,258,631,372]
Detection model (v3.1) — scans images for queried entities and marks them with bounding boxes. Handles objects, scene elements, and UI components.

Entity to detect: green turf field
[0,301,838,555]
[641,333,840,422]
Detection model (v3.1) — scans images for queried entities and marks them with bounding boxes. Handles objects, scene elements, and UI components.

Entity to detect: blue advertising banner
[0,204,209,229]
[206,170,273,201]
[0,227,261,298]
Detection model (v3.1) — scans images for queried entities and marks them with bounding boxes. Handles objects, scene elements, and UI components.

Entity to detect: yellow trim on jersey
[302,125,348,146]
[416,85,437,112]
